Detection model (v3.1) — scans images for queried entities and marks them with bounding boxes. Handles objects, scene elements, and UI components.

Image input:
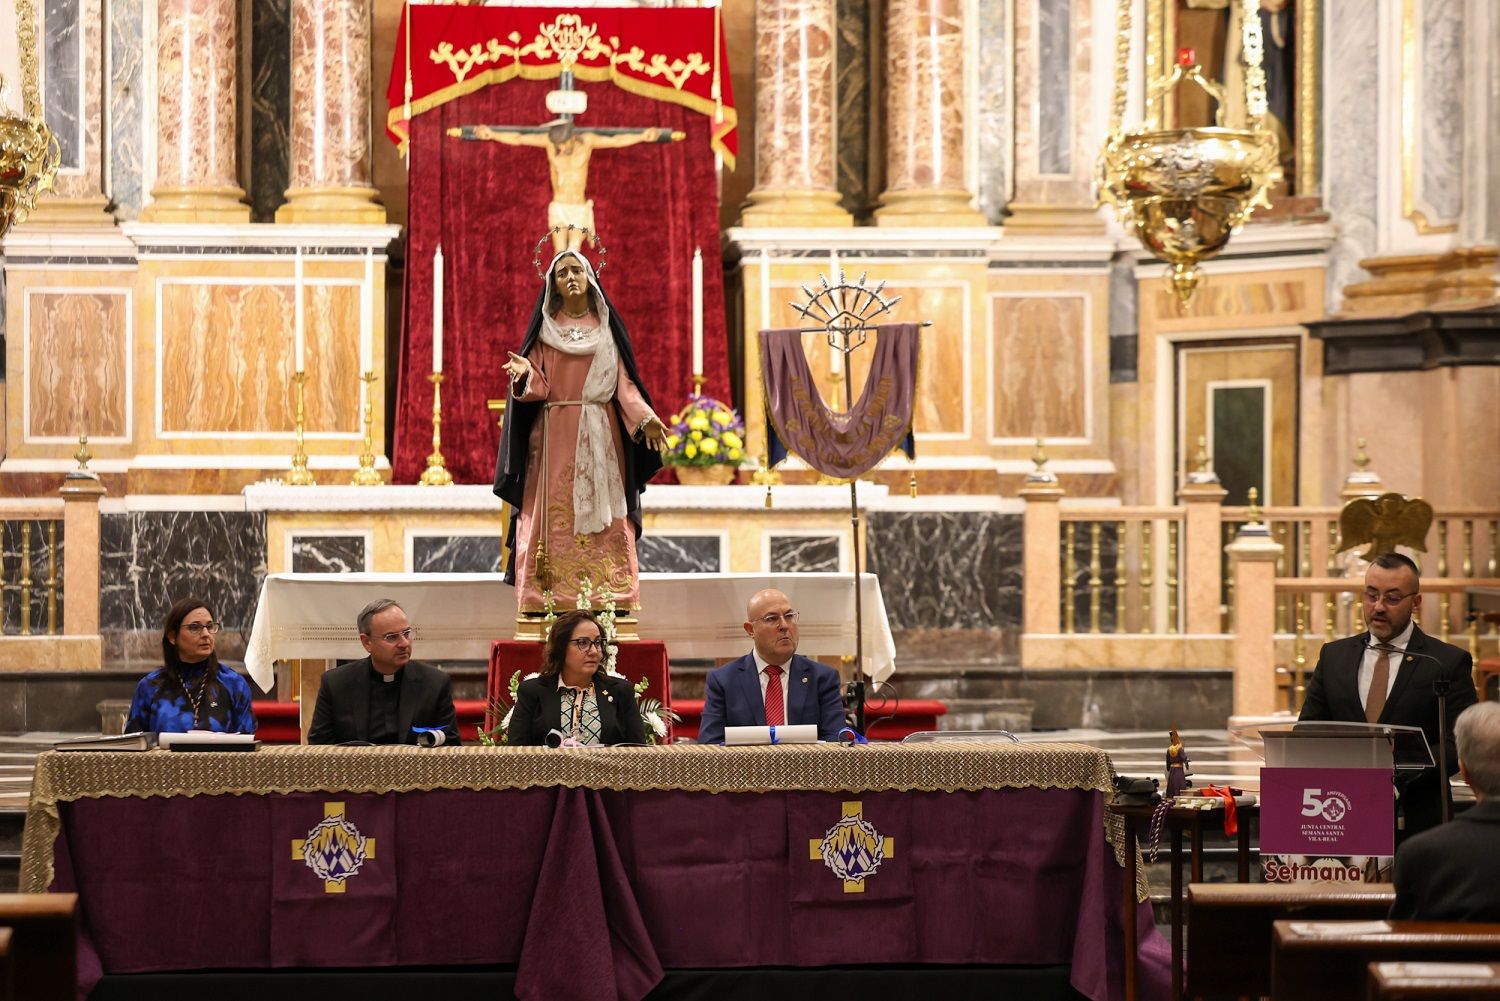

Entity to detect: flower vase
[674,464,736,486]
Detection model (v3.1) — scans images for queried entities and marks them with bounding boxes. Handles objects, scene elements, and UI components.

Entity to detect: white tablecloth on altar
[244,572,898,692]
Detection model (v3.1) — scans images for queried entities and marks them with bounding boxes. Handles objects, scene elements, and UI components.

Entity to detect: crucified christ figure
[447,119,686,252]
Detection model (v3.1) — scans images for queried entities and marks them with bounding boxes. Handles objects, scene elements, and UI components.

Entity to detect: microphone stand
[1433,678,1451,824]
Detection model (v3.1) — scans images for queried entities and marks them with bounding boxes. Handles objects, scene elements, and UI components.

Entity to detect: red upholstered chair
[253,700,489,744]
[488,640,673,742]
[672,697,946,742]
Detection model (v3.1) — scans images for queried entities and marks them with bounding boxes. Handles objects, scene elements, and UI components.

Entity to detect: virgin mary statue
[493,249,668,614]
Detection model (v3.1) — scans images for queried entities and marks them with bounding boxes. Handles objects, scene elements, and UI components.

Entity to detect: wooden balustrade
[0,475,106,670]
[1021,483,1500,710]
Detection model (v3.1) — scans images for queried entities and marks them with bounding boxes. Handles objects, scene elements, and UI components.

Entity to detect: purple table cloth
[48,784,1168,1001]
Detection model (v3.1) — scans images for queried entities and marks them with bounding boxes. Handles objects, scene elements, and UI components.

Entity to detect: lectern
[1259,721,1434,863]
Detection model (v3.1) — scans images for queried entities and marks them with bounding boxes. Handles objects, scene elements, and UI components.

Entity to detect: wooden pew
[1367,961,1500,999]
[0,894,77,1001]
[1273,921,1500,1001]
[1187,882,1395,999]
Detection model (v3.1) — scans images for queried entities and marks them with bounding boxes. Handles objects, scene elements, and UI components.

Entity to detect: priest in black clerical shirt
[307,598,461,746]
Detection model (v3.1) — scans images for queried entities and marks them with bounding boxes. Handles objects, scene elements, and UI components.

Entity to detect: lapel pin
[1406,656,1413,663]
[801,676,809,684]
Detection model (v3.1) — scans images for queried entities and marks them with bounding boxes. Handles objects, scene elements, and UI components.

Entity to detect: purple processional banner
[759,323,919,479]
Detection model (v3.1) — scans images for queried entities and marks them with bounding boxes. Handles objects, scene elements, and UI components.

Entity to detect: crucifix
[447,70,684,253]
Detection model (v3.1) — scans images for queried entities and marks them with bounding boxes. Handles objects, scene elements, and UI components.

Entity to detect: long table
[24,743,1169,1001]
[243,571,899,691]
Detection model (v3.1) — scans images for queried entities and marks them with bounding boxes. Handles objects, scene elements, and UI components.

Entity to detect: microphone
[414,729,447,748]
[1363,639,1455,824]
[544,728,566,749]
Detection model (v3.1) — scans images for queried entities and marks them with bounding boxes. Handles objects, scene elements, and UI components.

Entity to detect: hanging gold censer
[1097,0,1281,305]
[0,0,62,239]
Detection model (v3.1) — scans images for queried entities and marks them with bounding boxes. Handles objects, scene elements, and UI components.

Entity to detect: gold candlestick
[419,371,454,486]
[691,372,704,396]
[352,371,384,485]
[285,371,316,485]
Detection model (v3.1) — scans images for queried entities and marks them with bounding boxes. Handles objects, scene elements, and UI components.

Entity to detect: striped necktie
[763,664,785,727]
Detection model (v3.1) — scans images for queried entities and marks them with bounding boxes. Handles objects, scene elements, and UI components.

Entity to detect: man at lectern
[1299,552,1477,838]
[1391,703,1500,921]
[696,588,846,745]
[308,599,461,746]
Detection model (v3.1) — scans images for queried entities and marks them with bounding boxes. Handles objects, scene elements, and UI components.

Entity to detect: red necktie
[763,665,785,727]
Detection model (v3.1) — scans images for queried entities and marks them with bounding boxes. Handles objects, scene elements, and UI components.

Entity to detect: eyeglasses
[373,627,415,644]
[570,637,608,652]
[1362,590,1417,607]
[181,622,221,636]
[756,611,800,626]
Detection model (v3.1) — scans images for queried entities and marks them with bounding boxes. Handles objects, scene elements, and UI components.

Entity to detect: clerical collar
[370,663,404,684]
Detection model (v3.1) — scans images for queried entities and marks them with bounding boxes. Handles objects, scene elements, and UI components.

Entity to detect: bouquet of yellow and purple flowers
[663,394,746,467]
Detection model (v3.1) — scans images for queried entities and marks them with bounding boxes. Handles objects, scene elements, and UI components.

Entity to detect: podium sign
[1260,766,1395,857]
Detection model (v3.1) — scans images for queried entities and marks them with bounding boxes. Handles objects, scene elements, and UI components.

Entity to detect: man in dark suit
[308,598,461,745]
[1391,702,1500,921]
[1299,552,1476,838]
[697,588,846,744]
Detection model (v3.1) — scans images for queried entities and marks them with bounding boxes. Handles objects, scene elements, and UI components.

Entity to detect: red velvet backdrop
[398,79,730,484]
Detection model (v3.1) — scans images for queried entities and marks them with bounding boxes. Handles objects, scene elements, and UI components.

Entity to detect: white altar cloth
[244,572,897,692]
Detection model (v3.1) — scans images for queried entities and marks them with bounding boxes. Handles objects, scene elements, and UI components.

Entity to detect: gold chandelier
[1097,0,1281,304]
[0,0,62,240]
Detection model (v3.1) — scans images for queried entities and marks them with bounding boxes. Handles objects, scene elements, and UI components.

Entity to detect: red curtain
[397,78,730,484]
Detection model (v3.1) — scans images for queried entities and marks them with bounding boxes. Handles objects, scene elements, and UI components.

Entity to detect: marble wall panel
[107,0,145,217]
[158,281,359,434]
[834,0,874,219]
[291,535,366,573]
[769,535,840,573]
[26,291,128,438]
[638,535,720,574]
[1418,0,1462,224]
[412,535,505,574]
[1108,259,1138,383]
[1035,0,1071,175]
[837,283,966,435]
[98,511,267,634]
[866,511,1023,631]
[992,295,1087,440]
[43,0,83,169]
[249,0,291,222]
[974,0,1011,222]
[1323,0,1379,298]
[0,520,65,635]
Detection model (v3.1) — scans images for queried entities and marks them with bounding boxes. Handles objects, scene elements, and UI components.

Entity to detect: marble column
[1227,526,1283,717]
[1005,0,1104,233]
[276,0,384,223]
[739,0,851,228]
[26,0,112,224]
[874,0,986,226]
[139,0,249,222]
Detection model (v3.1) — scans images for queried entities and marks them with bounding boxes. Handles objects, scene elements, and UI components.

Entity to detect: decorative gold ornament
[1337,492,1435,561]
[1097,0,1282,305]
[419,372,454,486]
[0,1,63,241]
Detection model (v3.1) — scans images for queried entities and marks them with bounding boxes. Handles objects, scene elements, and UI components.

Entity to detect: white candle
[293,247,306,372]
[759,248,771,331]
[691,247,704,377]
[432,244,444,374]
[360,249,374,374]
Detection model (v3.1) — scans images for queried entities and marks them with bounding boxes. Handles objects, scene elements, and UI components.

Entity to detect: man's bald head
[744,588,799,665]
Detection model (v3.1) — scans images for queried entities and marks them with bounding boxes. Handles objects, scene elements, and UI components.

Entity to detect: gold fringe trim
[387,62,738,170]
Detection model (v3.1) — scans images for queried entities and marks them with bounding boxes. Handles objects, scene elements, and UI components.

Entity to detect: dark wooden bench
[1368,961,1500,999]
[1187,881,1395,999]
[1273,920,1500,1001]
[0,893,77,1000]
